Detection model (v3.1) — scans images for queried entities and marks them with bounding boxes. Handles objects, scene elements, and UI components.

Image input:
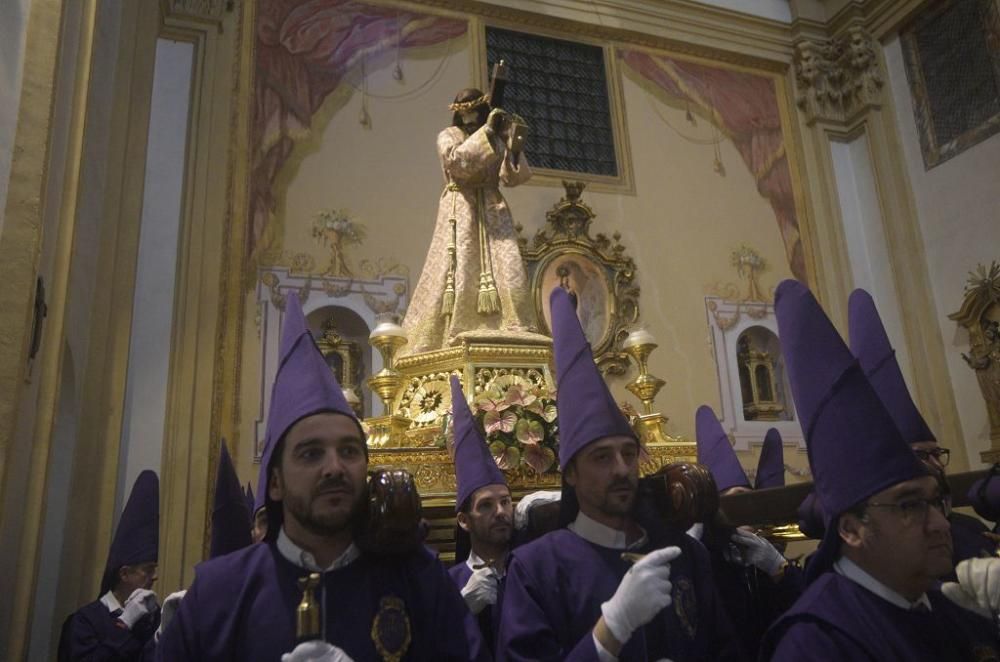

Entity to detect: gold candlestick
[623,329,666,415]
[368,322,407,415]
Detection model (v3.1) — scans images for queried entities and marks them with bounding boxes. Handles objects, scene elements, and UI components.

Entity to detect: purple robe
[761,571,1000,661]
[449,562,502,660]
[950,512,997,567]
[496,529,741,662]
[701,525,802,659]
[156,542,484,661]
[58,599,158,661]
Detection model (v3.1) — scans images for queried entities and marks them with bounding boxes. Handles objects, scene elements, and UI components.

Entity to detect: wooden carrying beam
[720,470,989,527]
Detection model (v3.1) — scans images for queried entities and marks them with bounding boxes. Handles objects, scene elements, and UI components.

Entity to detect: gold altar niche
[361,183,696,560]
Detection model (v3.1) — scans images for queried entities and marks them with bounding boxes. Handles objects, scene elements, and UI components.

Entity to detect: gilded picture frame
[519,181,639,375]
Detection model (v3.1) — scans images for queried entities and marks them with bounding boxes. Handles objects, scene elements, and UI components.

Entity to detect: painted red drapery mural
[619,49,805,281]
[251,0,467,258]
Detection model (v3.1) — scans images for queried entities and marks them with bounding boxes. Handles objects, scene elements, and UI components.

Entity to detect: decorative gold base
[364,415,413,448]
[743,402,785,421]
[389,337,555,444]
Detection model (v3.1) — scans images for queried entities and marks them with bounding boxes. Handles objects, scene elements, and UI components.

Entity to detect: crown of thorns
[448,94,490,112]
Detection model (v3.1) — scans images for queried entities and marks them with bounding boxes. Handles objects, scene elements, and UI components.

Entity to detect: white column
[117,38,193,511]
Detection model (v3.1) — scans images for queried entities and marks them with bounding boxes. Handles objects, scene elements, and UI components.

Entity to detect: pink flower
[484,410,517,434]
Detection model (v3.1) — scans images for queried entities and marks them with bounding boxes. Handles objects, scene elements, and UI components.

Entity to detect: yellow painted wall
[245,26,810,483]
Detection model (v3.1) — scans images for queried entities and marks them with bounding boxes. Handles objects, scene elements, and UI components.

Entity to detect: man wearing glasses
[761,281,999,660]
[849,288,997,564]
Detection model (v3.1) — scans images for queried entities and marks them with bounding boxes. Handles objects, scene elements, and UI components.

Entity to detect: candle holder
[623,329,666,415]
[368,322,408,415]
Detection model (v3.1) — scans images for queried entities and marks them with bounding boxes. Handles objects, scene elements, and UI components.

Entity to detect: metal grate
[486,27,619,177]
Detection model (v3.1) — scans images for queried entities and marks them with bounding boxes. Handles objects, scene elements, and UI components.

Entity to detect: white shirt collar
[465,549,507,579]
[99,590,123,613]
[277,527,360,572]
[834,556,932,612]
[568,511,647,550]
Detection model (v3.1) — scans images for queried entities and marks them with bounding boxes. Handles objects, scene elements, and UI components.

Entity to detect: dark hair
[451,87,489,129]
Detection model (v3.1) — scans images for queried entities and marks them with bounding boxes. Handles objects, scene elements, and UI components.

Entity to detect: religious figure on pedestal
[402,86,540,354]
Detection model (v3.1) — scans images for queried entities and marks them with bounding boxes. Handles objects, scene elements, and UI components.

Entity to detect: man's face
[459,107,485,134]
[251,508,268,543]
[269,413,367,538]
[119,562,157,595]
[458,484,513,549]
[840,475,953,590]
[566,436,639,520]
[911,440,948,476]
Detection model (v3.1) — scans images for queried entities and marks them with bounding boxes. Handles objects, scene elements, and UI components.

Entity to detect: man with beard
[448,376,513,657]
[58,471,160,661]
[849,288,997,564]
[761,280,1000,661]
[401,87,538,354]
[156,293,484,661]
[497,288,739,661]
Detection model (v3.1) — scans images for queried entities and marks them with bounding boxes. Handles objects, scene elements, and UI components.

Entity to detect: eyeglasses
[865,496,950,526]
[913,447,950,467]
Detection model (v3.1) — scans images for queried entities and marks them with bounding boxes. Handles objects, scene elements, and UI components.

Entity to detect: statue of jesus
[402,87,539,354]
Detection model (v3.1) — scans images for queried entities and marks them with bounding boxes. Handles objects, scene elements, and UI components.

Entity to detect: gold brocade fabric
[402,125,538,354]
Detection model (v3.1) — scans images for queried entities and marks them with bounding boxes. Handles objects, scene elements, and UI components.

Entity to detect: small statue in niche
[736,327,785,421]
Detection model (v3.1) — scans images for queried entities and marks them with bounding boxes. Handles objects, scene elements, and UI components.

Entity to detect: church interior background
[1,0,998,658]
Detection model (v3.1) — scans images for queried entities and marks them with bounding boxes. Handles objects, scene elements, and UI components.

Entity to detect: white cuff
[593,631,618,662]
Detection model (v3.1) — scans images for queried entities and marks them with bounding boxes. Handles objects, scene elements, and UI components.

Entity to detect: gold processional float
[356,181,709,558]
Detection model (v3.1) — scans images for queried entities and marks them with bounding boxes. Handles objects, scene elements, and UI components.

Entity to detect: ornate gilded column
[793,25,884,127]
[788,15,970,472]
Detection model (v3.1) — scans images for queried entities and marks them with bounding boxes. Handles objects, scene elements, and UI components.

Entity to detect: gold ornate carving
[949,262,1000,461]
[793,25,884,126]
[368,439,695,500]
[518,181,639,376]
[315,316,363,416]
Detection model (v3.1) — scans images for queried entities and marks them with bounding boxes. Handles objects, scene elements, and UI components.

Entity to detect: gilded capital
[793,25,884,125]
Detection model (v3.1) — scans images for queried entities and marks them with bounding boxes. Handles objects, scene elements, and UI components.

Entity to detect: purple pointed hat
[211,441,252,559]
[244,483,255,518]
[255,292,364,541]
[100,470,159,595]
[797,491,826,539]
[968,465,1000,522]
[775,279,926,581]
[451,376,507,512]
[755,428,785,490]
[551,287,636,470]
[695,405,749,492]
[848,289,936,445]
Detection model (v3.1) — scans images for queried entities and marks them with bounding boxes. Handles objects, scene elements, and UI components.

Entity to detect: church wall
[883,35,1000,466]
[259,9,810,484]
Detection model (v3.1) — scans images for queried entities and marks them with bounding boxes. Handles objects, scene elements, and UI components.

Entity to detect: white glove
[728,529,787,576]
[119,588,159,629]
[154,589,187,642]
[942,557,1000,619]
[461,567,498,614]
[281,641,354,662]
[685,522,704,541]
[514,490,562,530]
[600,546,681,645]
